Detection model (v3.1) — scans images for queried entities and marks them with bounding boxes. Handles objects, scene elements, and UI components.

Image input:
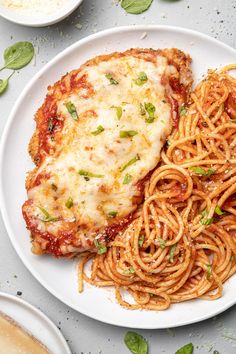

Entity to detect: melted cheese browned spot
[22,48,193,257]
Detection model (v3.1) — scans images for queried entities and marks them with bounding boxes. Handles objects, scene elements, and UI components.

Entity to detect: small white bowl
[0,0,83,27]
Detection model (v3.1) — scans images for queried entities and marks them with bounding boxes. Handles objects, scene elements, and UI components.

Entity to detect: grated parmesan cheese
[0,0,67,15]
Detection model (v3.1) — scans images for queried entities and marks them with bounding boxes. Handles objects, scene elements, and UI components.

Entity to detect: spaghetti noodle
[78,65,236,311]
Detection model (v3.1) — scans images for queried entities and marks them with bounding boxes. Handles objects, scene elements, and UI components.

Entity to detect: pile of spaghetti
[78,65,236,311]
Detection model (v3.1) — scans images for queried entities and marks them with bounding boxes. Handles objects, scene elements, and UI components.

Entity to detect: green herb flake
[105,73,118,85]
[189,166,215,177]
[169,243,177,263]
[140,103,146,116]
[65,197,73,209]
[94,239,107,255]
[144,102,156,123]
[180,105,187,117]
[107,211,118,218]
[1,42,34,71]
[124,331,148,354]
[207,264,212,281]
[78,170,104,178]
[91,125,104,135]
[213,351,220,354]
[65,101,78,120]
[121,0,153,15]
[123,266,135,274]
[175,343,194,354]
[38,206,59,223]
[119,130,138,138]
[158,239,166,249]
[138,235,144,247]
[134,71,148,86]
[214,205,224,216]
[123,173,132,185]
[120,154,140,172]
[200,210,214,225]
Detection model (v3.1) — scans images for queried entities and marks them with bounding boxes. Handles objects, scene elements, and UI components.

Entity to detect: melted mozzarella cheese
[28,54,173,240]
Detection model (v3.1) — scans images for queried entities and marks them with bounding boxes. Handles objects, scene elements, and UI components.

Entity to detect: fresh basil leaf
[169,243,177,263]
[120,130,138,138]
[158,238,166,249]
[214,205,224,215]
[123,173,132,184]
[134,72,148,86]
[189,166,215,177]
[200,209,213,225]
[2,42,34,70]
[107,211,118,218]
[94,239,107,255]
[92,125,104,135]
[144,102,156,123]
[175,343,193,354]
[65,101,78,120]
[207,264,212,280]
[180,105,187,117]
[78,170,104,178]
[120,154,140,172]
[138,235,144,247]
[65,197,73,209]
[0,78,8,95]
[124,331,148,354]
[105,73,118,85]
[121,0,153,14]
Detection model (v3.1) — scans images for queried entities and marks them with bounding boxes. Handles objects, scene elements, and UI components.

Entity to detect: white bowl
[0,0,83,27]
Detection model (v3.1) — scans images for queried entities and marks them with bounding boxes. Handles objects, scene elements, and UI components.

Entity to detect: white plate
[0,292,71,354]
[0,0,83,27]
[0,26,236,329]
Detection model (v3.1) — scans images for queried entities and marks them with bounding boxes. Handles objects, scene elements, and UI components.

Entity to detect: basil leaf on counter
[175,343,194,354]
[121,0,153,14]
[124,331,148,354]
[2,42,34,70]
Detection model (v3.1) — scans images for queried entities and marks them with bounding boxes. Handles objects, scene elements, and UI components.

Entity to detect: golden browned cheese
[0,312,50,354]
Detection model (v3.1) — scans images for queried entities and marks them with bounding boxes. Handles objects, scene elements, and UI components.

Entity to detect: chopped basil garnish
[51,183,58,191]
[47,118,55,133]
[94,239,107,255]
[123,266,135,274]
[207,264,212,280]
[120,154,140,172]
[144,102,156,123]
[200,209,214,225]
[180,105,187,117]
[65,197,73,209]
[123,173,132,185]
[107,211,118,218]
[134,72,148,86]
[78,170,104,178]
[65,101,78,120]
[138,235,144,247]
[105,73,118,85]
[140,103,146,116]
[119,130,138,138]
[91,125,104,135]
[38,207,59,222]
[189,166,215,177]
[158,238,166,249]
[112,106,123,119]
[214,205,224,215]
[124,331,148,354]
[169,243,177,263]
[175,343,193,354]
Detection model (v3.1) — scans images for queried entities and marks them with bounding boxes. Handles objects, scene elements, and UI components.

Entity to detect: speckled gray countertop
[0,1,236,353]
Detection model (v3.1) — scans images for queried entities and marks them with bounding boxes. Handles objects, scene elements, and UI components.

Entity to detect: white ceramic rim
[0,0,83,27]
[0,291,71,353]
[0,25,236,329]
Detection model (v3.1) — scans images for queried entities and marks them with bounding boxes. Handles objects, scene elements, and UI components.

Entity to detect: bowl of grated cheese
[0,0,83,26]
